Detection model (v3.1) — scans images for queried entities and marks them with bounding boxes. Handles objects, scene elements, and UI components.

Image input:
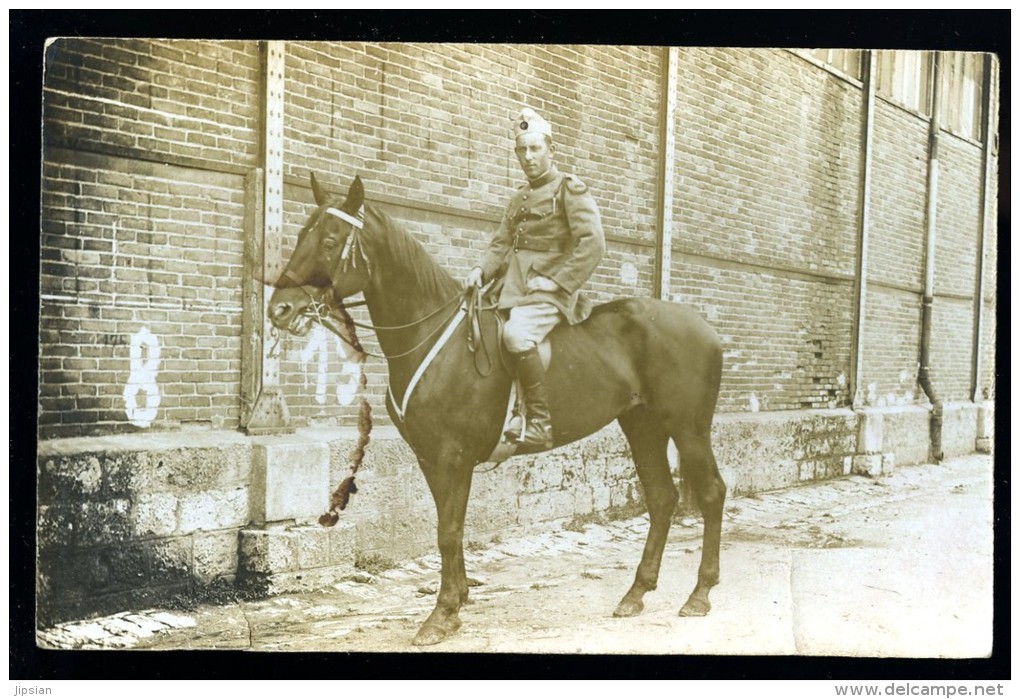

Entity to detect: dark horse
[269,174,725,646]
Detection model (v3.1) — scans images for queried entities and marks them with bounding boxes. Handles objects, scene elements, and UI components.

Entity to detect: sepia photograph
[13,10,1006,683]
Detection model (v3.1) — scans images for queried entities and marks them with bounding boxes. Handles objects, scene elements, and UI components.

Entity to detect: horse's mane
[364,203,462,300]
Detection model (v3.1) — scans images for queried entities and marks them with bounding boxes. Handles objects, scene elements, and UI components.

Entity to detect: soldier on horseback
[465,107,606,450]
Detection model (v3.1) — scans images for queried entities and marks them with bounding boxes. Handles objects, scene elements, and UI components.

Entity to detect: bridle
[280,204,480,362]
[278,197,503,515]
[284,198,501,521]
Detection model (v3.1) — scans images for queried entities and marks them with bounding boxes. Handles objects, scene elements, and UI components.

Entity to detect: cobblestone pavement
[37,454,994,656]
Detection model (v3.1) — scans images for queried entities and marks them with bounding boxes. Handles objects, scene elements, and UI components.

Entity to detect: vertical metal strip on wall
[240,168,265,427]
[850,51,876,409]
[971,54,996,403]
[263,41,286,302]
[244,40,291,434]
[654,47,678,301]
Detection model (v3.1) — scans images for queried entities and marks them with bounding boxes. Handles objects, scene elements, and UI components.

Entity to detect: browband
[325,207,364,229]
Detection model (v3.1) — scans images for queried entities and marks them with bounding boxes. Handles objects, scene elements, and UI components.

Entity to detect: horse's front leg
[413,454,474,646]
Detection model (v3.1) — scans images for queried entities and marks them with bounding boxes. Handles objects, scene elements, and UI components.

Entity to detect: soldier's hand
[465,267,484,288]
[526,275,560,293]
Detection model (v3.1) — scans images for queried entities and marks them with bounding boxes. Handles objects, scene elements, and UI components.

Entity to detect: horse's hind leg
[613,407,678,618]
[674,428,725,617]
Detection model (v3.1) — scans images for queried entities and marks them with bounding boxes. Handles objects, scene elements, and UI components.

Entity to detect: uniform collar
[526,165,560,189]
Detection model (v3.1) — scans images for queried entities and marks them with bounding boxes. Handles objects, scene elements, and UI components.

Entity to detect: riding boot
[504,347,554,450]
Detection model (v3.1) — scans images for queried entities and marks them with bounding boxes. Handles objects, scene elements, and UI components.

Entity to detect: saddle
[467,286,552,371]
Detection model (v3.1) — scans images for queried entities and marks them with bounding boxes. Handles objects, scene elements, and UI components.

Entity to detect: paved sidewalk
[37,455,994,656]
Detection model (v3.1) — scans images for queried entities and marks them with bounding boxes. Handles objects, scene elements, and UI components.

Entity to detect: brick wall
[670,49,859,413]
[860,287,922,406]
[39,42,996,438]
[273,42,662,425]
[40,39,260,438]
[673,49,860,277]
[929,298,976,402]
[44,39,259,169]
[869,102,928,290]
[282,42,661,232]
[930,134,983,402]
[39,152,248,436]
[859,100,928,403]
[935,136,983,297]
[672,256,853,412]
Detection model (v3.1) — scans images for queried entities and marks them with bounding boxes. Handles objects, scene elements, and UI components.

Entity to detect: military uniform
[479,164,605,328]
[469,107,606,451]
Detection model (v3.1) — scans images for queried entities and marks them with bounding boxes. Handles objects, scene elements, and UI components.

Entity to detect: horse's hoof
[678,597,711,617]
[613,597,644,618]
[412,620,460,646]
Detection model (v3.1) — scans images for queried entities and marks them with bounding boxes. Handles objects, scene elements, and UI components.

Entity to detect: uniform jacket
[479,165,606,325]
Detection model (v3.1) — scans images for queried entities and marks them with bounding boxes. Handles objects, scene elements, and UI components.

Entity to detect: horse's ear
[347,175,365,211]
[310,172,330,207]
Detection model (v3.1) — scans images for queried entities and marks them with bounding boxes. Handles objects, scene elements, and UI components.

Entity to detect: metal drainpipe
[918,52,944,463]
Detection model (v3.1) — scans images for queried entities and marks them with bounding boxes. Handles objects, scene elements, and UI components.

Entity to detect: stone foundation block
[976,403,993,453]
[251,442,329,525]
[852,454,883,478]
[238,521,356,590]
[292,526,330,570]
[857,410,884,454]
[247,566,358,596]
[193,531,240,583]
[516,489,576,526]
[327,521,356,567]
[239,529,299,574]
[133,493,179,538]
[178,487,248,534]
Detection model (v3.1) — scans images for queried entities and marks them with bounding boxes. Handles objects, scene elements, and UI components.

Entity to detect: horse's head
[269,174,372,336]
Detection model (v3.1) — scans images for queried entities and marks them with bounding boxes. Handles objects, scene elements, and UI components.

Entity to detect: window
[876,50,933,115]
[808,49,862,80]
[940,52,985,142]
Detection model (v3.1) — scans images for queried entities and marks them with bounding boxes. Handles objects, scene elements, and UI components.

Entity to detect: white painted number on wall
[299,325,363,406]
[123,327,162,427]
[337,361,361,406]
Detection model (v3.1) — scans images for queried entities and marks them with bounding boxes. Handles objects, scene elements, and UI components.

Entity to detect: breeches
[503,303,563,353]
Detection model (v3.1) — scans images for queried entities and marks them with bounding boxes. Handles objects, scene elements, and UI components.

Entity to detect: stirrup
[513,415,553,450]
[503,416,525,443]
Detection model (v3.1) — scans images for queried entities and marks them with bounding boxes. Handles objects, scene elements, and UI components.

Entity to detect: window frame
[875,49,934,117]
[939,51,985,143]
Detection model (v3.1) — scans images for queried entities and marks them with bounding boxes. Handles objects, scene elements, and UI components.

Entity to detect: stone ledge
[238,521,356,593]
[35,406,991,624]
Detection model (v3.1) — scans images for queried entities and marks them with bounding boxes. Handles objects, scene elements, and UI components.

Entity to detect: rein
[283,203,500,521]
[282,272,466,361]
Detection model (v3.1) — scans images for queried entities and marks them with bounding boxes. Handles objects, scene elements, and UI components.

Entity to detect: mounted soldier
[465,107,606,450]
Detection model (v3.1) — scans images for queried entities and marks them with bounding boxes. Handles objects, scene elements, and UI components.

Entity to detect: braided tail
[319,302,373,527]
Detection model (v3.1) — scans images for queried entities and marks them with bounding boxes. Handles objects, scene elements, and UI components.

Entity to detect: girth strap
[387,304,467,423]
[386,285,501,424]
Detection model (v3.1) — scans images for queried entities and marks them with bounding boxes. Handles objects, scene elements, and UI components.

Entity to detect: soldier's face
[515,132,554,180]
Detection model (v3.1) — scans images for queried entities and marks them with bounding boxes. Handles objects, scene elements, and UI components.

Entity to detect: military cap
[515,107,552,139]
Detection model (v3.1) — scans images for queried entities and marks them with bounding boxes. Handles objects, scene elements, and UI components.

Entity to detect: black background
[10,9,1010,681]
